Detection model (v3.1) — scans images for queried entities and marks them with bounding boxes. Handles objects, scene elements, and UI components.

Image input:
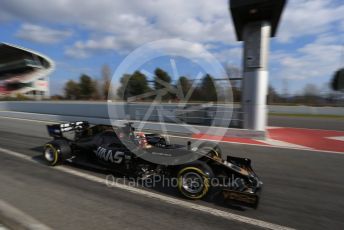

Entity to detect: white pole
[241,21,271,131]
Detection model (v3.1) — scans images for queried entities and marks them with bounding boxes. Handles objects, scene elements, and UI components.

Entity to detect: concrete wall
[0,101,343,116]
[0,101,240,127]
[1,101,110,118]
[0,102,6,111]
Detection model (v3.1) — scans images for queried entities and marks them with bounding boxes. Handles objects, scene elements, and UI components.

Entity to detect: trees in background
[117,71,151,100]
[154,68,171,90]
[79,74,96,99]
[266,83,343,106]
[199,74,217,101]
[301,83,320,105]
[61,66,341,106]
[116,74,131,100]
[154,68,173,100]
[64,80,80,100]
[101,64,111,100]
[62,66,231,102]
[128,71,151,97]
[268,86,282,105]
[116,70,219,102]
[226,66,242,102]
[303,84,318,97]
[63,65,112,100]
[64,74,99,100]
[176,76,209,102]
[92,80,101,100]
[177,76,191,100]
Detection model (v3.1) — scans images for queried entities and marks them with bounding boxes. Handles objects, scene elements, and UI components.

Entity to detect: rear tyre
[43,140,71,166]
[177,162,213,199]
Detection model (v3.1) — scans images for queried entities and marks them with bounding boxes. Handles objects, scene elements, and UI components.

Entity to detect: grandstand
[0,42,54,99]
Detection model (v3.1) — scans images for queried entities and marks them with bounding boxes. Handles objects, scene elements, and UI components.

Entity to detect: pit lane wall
[0,101,343,138]
[0,101,262,138]
[0,101,343,116]
[0,101,241,127]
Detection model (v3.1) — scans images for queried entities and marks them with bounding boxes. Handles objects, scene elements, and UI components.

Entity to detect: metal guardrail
[132,105,244,128]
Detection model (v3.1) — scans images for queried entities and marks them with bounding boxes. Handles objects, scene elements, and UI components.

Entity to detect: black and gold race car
[43,121,262,208]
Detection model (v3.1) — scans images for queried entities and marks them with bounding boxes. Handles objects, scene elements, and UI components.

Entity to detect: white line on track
[0,224,8,230]
[0,147,296,230]
[0,199,52,230]
[258,138,314,150]
[326,136,344,141]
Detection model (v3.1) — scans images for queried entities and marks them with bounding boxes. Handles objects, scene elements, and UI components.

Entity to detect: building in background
[0,42,54,99]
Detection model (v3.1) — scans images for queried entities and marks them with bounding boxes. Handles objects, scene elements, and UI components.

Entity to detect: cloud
[2,0,343,50]
[271,32,343,93]
[16,23,72,44]
[278,0,344,43]
[214,47,242,65]
[65,37,117,58]
[1,0,236,56]
[146,38,215,61]
[65,33,159,58]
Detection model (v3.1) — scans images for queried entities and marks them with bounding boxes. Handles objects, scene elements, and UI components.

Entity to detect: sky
[0,0,343,96]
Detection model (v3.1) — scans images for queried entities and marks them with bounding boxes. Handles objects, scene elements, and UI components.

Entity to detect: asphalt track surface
[0,117,343,230]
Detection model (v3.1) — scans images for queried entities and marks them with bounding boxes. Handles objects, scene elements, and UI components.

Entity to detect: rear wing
[47,121,89,138]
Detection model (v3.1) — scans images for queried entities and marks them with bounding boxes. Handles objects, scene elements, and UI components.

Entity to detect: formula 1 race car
[43,121,262,208]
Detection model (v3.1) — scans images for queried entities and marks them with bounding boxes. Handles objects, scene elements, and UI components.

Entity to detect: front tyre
[177,165,212,199]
